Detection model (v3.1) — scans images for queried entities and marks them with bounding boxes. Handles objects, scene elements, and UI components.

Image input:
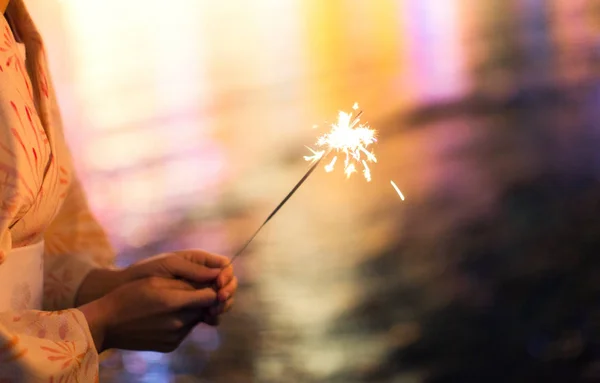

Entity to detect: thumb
[164,256,220,284]
[174,287,219,309]
[177,250,230,269]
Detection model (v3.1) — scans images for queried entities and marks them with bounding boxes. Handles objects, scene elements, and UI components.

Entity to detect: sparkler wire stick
[227,150,330,265]
[226,109,364,265]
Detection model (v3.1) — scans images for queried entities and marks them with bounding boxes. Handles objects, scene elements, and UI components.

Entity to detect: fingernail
[221,292,230,301]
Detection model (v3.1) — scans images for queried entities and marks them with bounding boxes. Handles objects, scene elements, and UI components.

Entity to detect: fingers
[167,310,204,333]
[177,287,219,309]
[177,250,231,269]
[204,316,220,327]
[158,272,236,323]
[205,297,235,326]
[210,297,234,316]
[217,276,237,302]
[216,265,234,289]
[153,277,219,309]
[148,276,196,291]
[164,256,221,284]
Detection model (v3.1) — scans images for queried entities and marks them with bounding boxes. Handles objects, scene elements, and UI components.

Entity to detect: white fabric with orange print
[0,1,115,381]
[0,241,44,311]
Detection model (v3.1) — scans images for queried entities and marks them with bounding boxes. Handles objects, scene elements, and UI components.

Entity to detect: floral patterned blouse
[0,1,114,381]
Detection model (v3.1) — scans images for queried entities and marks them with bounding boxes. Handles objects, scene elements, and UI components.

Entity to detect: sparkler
[226,104,406,266]
[303,103,377,182]
[228,104,375,264]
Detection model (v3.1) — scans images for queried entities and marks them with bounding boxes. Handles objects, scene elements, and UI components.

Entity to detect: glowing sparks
[362,160,371,182]
[325,156,337,172]
[390,180,405,200]
[304,146,325,163]
[306,103,377,182]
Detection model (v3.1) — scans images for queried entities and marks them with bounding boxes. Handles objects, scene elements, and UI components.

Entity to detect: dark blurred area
[27,0,600,381]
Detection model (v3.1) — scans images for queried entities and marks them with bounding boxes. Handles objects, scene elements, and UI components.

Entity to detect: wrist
[79,298,111,353]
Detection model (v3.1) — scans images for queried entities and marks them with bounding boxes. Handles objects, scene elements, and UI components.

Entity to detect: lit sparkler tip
[305,103,377,181]
[352,102,359,110]
[390,180,405,200]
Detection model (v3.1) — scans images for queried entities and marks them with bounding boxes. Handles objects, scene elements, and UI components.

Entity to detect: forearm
[75,268,125,307]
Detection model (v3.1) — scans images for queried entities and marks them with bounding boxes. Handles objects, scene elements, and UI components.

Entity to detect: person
[0,0,238,381]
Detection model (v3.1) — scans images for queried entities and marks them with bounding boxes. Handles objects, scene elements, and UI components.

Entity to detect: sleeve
[0,121,102,382]
[42,176,116,311]
[0,309,99,382]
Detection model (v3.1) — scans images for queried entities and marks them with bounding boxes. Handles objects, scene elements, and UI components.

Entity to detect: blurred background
[25,0,600,381]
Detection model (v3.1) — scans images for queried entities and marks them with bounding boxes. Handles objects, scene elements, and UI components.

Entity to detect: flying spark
[390,180,405,200]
